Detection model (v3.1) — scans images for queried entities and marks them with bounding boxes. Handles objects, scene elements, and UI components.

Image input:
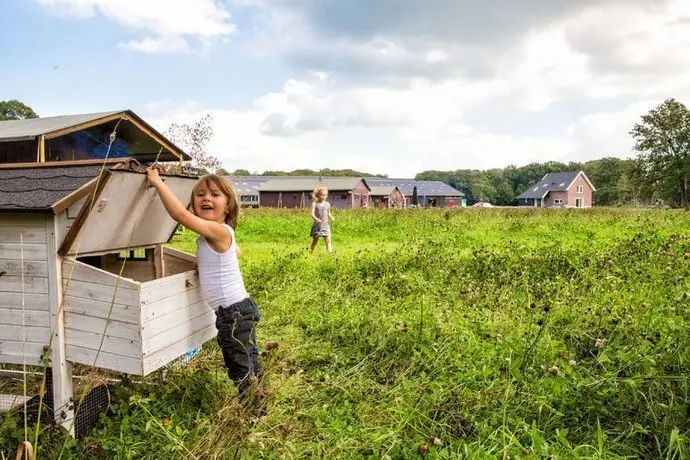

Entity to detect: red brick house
[517,171,596,208]
[258,177,370,209]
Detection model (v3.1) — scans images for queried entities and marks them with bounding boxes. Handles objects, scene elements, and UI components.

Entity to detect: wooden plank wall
[61,259,144,375]
[140,270,216,375]
[54,196,88,248]
[101,252,156,283]
[0,214,51,365]
[162,246,196,276]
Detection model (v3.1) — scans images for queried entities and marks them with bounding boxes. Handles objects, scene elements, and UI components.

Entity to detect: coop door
[60,169,197,256]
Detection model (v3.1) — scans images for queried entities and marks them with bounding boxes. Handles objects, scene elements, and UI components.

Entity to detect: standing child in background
[146,167,264,415]
[310,185,335,253]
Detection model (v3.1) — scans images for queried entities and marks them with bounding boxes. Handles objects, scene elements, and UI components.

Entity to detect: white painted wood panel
[0,260,48,277]
[140,270,198,305]
[0,341,45,366]
[141,288,204,323]
[1,276,49,294]
[0,293,49,311]
[62,259,139,290]
[0,226,47,243]
[0,324,51,343]
[62,171,197,255]
[47,215,75,434]
[162,247,196,276]
[64,328,140,358]
[65,313,141,341]
[0,308,50,327]
[142,305,213,346]
[0,243,48,261]
[141,299,207,338]
[62,280,139,307]
[66,345,142,375]
[63,295,139,324]
[142,325,216,375]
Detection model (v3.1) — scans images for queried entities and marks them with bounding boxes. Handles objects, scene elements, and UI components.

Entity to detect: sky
[0,0,689,177]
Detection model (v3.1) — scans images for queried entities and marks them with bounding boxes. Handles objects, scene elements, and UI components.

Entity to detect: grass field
[3,208,690,459]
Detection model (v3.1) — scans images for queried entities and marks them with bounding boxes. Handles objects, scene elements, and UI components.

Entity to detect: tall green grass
[3,208,690,459]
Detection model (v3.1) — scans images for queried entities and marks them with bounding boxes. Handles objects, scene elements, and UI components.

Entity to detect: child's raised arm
[146,167,230,246]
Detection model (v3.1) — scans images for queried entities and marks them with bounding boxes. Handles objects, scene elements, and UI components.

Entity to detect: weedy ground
[2,208,690,459]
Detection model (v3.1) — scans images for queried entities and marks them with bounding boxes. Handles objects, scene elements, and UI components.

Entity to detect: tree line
[417,98,690,207]
[415,157,637,206]
[3,98,689,208]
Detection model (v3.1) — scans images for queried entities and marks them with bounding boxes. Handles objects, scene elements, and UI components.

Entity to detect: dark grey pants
[215,297,262,399]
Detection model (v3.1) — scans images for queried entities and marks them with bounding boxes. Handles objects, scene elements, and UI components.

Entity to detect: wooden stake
[38,136,46,163]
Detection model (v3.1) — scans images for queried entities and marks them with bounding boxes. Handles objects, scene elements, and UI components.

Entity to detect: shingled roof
[258,177,370,192]
[517,171,594,199]
[366,178,464,197]
[0,160,131,212]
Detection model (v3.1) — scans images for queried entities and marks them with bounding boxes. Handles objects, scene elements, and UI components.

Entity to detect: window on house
[577,185,584,193]
[554,199,563,204]
[117,248,148,260]
[575,198,584,208]
[340,194,348,200]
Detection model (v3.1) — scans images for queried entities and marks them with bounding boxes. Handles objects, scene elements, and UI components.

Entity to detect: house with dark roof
[227,176,272,208]
[369,185,405,208]
[0,112,217,436]
[366,178,464,208]
[517,171,596,208]
[258,177,370,208]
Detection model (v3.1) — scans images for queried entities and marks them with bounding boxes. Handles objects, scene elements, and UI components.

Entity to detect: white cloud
[43,0,690,176]
[425,50,449,64]
[141,0,690,176]
[119,36,192,54]
[35,0,236,53]
[146,75,577,177]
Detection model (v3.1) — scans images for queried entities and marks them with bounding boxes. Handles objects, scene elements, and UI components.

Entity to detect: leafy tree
[631,98,690,208]
[470,174,495,203]
[164,113,222,174]
[231,169,250,176]
[0,99,38,120]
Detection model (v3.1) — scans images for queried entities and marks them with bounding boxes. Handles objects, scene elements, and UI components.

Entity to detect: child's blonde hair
[191,174,241,228]
[313,185,328,200]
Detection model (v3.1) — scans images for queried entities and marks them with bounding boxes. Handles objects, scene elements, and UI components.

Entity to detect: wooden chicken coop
[0,111,216,436]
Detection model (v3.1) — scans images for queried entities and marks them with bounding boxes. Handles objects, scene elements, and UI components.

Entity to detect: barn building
[258,177,371,208]
[366,178,464,208]
[227,176,268,208]
[369,185,406,208]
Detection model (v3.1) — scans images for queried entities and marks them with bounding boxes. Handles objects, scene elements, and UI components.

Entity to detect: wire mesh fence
[1,344,204,443]
[1,364,114,440]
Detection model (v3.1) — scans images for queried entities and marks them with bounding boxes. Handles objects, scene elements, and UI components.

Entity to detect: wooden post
[153,245,165,278]
[38,135,46,163]
[46,217,75,435]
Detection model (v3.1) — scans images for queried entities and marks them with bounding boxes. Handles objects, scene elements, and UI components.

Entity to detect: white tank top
[196,224,249,310]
